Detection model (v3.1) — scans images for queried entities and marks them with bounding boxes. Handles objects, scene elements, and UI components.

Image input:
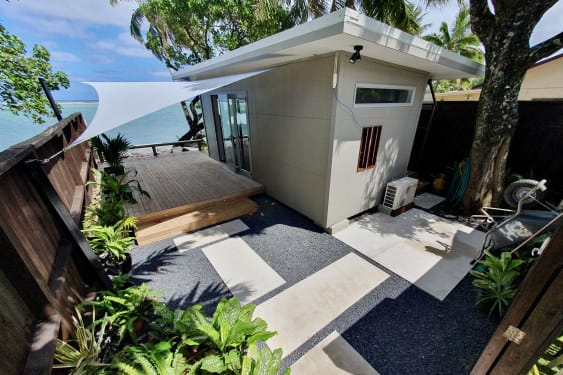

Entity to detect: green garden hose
[446,157,471,207]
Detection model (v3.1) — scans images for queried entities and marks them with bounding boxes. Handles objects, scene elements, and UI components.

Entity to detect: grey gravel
[130,194,497,374]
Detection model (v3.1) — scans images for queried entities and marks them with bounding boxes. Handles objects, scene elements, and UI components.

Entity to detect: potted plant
[82,216,137,275]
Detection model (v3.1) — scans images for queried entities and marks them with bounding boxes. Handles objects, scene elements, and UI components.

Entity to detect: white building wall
[202,56,335,225]
[325,54,428,228]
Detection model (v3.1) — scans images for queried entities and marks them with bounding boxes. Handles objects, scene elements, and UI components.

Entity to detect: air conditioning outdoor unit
[381,177,418,211]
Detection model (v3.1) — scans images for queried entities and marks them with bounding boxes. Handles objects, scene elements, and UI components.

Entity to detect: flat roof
[172,8,484,81]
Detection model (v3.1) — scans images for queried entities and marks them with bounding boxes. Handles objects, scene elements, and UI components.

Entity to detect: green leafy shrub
[82,215,137,277]
[58,282,290,374]
[470,250,526,317]
[86,168,149,226]
[84,283,160,345]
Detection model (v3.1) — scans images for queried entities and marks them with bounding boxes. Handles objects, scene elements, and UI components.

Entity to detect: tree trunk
[178,96,203,141]
[462,51,527,213]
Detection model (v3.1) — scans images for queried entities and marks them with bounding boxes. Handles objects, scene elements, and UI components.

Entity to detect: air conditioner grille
[381,177,418,210]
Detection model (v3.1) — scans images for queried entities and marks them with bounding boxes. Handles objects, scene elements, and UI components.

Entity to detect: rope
[24,148,65,166]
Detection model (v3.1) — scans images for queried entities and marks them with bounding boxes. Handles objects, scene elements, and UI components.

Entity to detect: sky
[1,0,561,101]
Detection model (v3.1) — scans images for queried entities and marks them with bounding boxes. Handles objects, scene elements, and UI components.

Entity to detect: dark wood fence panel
[0,268,34,374]
[409,101,563,201]
[471,225,563,374]
[0,114,108,374]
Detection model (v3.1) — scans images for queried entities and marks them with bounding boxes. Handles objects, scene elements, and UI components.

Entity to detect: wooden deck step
[135,197,258,246]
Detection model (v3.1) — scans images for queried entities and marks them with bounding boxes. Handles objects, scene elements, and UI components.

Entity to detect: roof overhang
[172,8,484,82]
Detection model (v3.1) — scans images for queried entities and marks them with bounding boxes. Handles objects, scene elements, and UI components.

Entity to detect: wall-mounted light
[349,45,363,64]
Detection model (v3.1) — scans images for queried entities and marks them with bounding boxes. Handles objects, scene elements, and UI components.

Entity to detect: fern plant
[114,341,190,375]
[470,250,525,317]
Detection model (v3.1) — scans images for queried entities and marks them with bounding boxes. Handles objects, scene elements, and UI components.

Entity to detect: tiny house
[172,8,483,230]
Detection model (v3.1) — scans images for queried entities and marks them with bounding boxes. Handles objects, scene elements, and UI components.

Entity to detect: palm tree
[260,0,424,35]
[423,5,484,63]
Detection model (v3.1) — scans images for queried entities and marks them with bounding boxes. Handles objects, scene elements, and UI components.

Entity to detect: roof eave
[172,8,484,81]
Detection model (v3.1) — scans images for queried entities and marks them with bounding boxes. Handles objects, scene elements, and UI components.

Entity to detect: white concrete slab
[333,209,485,300]
[291,331,380,375]
[373,241,441,284]
[201,237,285,305]
[254,253,389,358]
[174,219,249,252]
[414,193,446,209]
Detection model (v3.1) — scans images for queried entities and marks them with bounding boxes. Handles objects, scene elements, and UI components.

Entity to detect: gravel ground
[130,194,497,374]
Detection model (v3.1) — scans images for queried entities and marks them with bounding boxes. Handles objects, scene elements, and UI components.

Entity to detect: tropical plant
[126,0,292,69]
[61,280,290,374]
[424,5,483,63]
[86,168,150,225]
[85,283,160,345]
[99,167,150,204]
[82,216,137,263]
[470,250,525,317]
[113,341,190,375]
[424,4,484,93]
[0,24,70,124]
[258,0,425,34]
[186,298,276,351]
[53,309,108,374]
[93,133,132,173]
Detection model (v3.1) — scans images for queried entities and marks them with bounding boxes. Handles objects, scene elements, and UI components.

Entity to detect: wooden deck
[122,151,263,244]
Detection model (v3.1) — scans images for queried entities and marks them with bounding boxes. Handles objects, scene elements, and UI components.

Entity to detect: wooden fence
[471,225,562,374]
[0,113,110,374]
[409,101,563,201]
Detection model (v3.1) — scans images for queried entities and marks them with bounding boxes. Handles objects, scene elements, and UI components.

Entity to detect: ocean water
[0,102,190,151]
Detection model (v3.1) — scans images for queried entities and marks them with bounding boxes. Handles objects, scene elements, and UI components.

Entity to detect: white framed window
[354,83,416,107]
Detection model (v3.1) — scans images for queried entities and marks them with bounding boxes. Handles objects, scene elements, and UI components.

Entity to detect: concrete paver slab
[174,219,249,252]
[291,331,380,375]
[202,237,285,305]
[254,253,389,358]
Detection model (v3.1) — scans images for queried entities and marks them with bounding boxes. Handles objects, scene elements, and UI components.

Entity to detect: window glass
[354,84,415,106]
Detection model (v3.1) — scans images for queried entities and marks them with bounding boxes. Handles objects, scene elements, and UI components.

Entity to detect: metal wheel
[503,179,544,208]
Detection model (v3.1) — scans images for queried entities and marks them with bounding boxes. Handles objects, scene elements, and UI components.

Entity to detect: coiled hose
[446,157,471,207]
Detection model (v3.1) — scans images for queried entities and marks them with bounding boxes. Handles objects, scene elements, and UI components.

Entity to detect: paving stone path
[131,195,497,374]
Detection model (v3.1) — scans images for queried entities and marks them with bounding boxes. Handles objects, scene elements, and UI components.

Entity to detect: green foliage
[255,0,424,35]
[527,335,563,375]
[85,283,160,345]
[129,0,292,69]
[241,343,289,375]
[54,309,108,374]
[82,216,137,262]
[64,280,289,374]
[114,341,190,375]
[0,24,70,124]
[470,250,525,317]
[423,4,484,63]
[98,168,151,204]
[93,133,132,171]
[86,168,150,226]
[424,4,484,94]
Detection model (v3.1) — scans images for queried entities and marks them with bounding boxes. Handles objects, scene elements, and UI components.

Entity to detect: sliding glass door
[212,93,251,175]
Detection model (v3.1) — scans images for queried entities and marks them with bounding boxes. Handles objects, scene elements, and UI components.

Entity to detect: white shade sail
[70,70,267,146]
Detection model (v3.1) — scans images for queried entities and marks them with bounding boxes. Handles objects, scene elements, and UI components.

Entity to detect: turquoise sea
[0,102,190,151]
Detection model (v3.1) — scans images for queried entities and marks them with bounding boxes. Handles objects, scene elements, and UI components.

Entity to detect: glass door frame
[211,91,253,177]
